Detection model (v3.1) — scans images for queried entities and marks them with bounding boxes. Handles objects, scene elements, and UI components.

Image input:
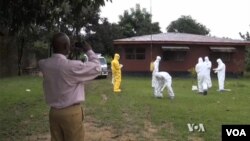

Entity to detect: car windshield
[99,58,106,65]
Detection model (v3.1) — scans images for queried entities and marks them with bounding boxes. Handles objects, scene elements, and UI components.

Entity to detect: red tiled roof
[114,33,250,46]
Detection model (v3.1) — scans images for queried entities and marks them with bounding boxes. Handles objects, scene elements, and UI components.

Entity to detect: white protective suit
[152,56,161,88]
[195,57,208,94]
[213,58,226,91]
[204,56,212,88]
[154,72,175,99]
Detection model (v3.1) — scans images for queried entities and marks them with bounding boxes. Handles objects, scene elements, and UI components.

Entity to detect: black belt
[51,103,81,110]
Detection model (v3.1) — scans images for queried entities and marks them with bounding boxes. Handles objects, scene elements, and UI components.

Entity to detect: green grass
[1,76,250,140]
[0,76,49,140]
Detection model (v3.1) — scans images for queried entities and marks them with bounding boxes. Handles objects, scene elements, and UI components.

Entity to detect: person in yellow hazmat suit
[111,53,123,92]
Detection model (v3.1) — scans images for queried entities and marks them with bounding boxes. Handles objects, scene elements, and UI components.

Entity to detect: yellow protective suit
[111,54,122,92]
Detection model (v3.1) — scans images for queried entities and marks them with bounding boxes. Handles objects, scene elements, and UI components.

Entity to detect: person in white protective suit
[195,57,208,95]
[154,72,175,99]
[152,56,161,88]
[204,56,212,88]
[213,58,226,92]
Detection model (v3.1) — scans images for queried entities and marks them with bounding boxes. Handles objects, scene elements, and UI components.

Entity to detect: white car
[97,54,108,78]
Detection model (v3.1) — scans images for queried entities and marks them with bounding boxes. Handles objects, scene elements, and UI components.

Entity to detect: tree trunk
[18,38,24,76]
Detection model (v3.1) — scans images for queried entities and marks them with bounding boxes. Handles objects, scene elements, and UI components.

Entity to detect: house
[113,33,250,75]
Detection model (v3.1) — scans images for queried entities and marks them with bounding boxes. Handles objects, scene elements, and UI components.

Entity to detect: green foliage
[167,15,210,35]
[239,31,250,71]
[33,41,49,59]
[188,67,196,78]
[0,0,112,75]
[0,0,111,35]
[0,0,112,44]
[87,18,124,56]
[239,32,250,41]
[118,4,161,37]
[89,3,161,56]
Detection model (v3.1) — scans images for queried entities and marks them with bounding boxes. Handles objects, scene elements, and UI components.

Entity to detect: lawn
[1,75,250,141]
[0,76,49,141]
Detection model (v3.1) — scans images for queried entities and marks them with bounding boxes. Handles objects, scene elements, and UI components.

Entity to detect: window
[209,47,235,62]
[211,52,231,62]
[125,48,135,59]
[162,51,187,61]
[209,47,236,53]
[125,48,145,60]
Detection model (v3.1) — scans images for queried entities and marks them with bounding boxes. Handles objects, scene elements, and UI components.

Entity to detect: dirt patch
[84,116,139,141]
[25,134,50,141]
[143,120,177,141]
[25,116,137,141]
[25,116,178,141]
[143,120,159,138]
[188,135,205,141]
[100,94,108,105]
[84,119,116,141]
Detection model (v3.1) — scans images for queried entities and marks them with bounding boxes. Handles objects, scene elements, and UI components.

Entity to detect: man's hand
[82,41,92,52]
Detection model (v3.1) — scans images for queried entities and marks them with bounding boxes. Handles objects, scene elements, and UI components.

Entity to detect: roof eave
[113,40,250,46]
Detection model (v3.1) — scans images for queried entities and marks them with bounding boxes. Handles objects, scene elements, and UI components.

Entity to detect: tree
[239,31,250,41]
[86,18,124,56]
[118,4,161,37]
[239,31,250,71]
[0,0,111,75]
[167,15,210,35]
[0,0,111,34]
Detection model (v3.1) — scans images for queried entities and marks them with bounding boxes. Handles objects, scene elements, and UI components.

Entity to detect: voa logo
[226,129,246,136]
[187,123,205,132]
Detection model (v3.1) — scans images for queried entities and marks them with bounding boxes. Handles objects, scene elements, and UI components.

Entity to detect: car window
[99,58,106,65]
